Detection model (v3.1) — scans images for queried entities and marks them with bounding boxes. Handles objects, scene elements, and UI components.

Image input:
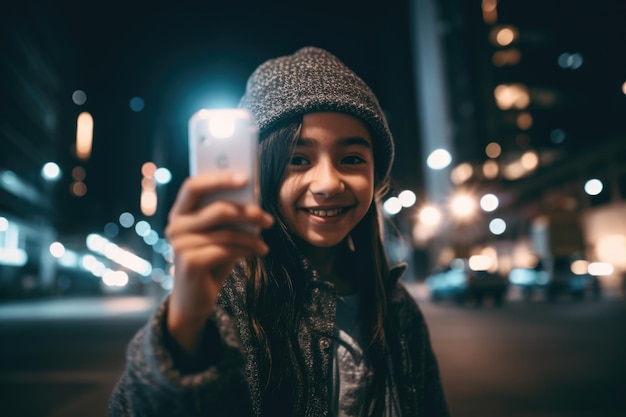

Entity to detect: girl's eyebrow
[296,137,372,148]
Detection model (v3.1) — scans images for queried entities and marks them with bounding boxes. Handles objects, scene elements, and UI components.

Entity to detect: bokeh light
[480,193,499,212]
[104,222,119,238]
[550,128,567,144]
[72,166,86,181]
[483,160,499,179]
[485,142,502,158]
[129,96,145,112]
[495,27,516,46]
[418,205,442,226]
[119,212,135,228]
[427,149,452,170]
[383,197,402,215]
[72,90,87,105]
[451,163,473,184]
[450,194,476,219]
[49,242,65,258]
[489,218,507,235]
[494,83,530,110]
[142,162,157,178]
[558,52,583,69]
[584,179,603,196]
[154,167,172,185]
[135,220,151,237]
[41,162,61,181]
[71,181,87,197]
[398,190,417,207]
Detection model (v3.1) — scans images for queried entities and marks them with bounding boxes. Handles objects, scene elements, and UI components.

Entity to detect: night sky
[48,0,419,234]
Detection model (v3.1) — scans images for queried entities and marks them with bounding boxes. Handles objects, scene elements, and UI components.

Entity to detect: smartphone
[188,108,260,212]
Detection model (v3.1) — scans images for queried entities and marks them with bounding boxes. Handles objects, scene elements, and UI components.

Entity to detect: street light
[480,193,499,212]
[398,190,417,207]
[426,148,452,170]
[41,162,61,181]
[418,205,442,226]
[449,193,476,221]
[584,179,603,196]
[383,197,402,216]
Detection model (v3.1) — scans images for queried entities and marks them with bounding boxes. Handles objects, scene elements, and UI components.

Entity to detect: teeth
[308,208,343,217]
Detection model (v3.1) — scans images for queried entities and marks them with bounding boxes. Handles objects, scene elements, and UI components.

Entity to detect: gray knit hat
[239,46,394,180]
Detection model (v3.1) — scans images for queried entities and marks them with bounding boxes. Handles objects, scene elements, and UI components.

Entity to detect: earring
[347,234,355,252]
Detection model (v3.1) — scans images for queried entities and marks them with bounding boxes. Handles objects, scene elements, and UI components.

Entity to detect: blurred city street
[0,295,158,417]
[2,1,626,416]
[1,286,625,417]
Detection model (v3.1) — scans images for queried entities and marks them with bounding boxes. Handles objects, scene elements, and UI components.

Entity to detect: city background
[1,1,625,416]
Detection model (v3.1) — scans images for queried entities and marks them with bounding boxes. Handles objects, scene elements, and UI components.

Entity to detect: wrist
[166,299,212,357]
[163,306,222,373]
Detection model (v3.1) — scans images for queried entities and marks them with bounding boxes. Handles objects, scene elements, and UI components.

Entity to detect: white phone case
[188,108,259,209]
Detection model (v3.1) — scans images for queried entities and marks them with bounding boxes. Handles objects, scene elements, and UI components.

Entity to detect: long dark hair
[239,117,393,417]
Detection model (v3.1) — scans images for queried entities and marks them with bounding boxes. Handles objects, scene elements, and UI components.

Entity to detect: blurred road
[1,287,625,417]
[415,295,626,417]
[0,296,158,417]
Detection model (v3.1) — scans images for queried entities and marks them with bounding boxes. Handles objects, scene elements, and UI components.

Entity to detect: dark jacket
[109,265,450,417]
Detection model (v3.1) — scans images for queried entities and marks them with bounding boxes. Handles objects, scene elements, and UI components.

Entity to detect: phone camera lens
[216,154,228,169]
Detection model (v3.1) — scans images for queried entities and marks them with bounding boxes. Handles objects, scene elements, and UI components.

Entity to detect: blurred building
[408,0,626,295]
[0,3,161,297]
[0,3,82,297]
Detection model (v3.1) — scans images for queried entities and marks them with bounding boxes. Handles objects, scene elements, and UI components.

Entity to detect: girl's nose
[309,160,345,197]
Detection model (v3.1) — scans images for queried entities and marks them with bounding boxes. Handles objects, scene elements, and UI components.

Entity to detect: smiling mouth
[306,208,345,217]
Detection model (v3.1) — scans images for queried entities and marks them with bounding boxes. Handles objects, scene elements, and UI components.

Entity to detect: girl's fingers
[170,229,270,255]
[179,244,263,267]
[166,201,273,237]
[169,244,261,315]
[174,244,264,279]
[169,172,248,216]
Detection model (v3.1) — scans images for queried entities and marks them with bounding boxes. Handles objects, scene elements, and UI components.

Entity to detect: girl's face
[279,112,375,248]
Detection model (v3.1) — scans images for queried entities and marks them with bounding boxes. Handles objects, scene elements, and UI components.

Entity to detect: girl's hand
[164,172,273,355]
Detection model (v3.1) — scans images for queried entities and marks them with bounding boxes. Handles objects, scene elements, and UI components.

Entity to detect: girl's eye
[342,155,366,164]
[290,155,310,166]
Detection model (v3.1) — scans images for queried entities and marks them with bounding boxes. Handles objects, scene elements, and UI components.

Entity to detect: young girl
[110,46,450,417]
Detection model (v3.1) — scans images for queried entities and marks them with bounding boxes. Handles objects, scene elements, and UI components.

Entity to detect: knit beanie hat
[239,46,395,181]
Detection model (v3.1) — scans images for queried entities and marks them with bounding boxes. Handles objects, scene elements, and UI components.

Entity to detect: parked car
[425,258,508,307]
[508,257,600,301]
